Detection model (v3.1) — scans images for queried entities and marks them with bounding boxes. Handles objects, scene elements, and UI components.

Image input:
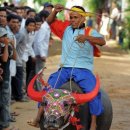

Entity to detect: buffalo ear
[41,100,48,106]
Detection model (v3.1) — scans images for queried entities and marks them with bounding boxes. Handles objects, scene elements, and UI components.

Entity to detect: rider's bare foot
[90,123,97,130]
[27,118,40,128]
[3,126,19,130]
[90,126,96,130]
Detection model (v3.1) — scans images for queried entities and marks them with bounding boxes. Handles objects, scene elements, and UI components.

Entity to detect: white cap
[0,27,7,37]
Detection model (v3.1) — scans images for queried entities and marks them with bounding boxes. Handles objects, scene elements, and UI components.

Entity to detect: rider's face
[69,12,85,29]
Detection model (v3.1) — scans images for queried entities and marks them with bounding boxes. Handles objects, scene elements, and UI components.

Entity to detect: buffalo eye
[63,101,69,107]
[41,100,48,106]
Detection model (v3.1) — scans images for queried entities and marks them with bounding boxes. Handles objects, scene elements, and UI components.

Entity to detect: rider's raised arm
[47,4,70,39]
[46,4,64,24]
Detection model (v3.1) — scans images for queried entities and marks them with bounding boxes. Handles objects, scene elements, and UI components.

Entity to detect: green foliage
[122,38,129,50]
[33,0,65,6]
[123,0,130,49]
[34,0,66,20]
[83,0,106,12]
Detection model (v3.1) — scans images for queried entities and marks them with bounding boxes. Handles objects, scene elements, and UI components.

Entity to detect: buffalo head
[41,89,76,129]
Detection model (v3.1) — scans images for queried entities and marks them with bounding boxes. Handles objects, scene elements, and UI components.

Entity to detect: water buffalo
[28,72,113,130]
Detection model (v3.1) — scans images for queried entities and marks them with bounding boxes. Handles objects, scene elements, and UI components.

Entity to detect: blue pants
[35,58,45,91]
[12,66,23,100]
[0,80,10,129]
[48,67,104,115]
[0,61,10,129]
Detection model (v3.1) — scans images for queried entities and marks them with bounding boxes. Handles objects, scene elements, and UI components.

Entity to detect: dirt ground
[11,41,130,130]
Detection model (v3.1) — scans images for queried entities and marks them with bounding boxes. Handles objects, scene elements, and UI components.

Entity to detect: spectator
[3,2,9,7]
[26,9,36,19]
[7,13,18,78]
[15,7,23,18]
[6,14,24,103]
[15,7,26,30]
[6,14,18,120]
[87,16,93,27]
[22,6,31,19]
[0,27,16,130]
[0,7,17,130]
[96,9,102,31]
[24,18,36,89]
[43,3,54,47]
[16,18,35,97]
[33,10,50,91]
[0,7,7,28]
[34,16,42,31]
[0,27,10,130]
[110,1,120,40]
[99,10,110,40]
[42,2,54,47]
[43,2,54,13]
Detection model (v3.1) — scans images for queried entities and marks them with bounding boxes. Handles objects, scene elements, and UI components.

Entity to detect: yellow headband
[70,7,93,17]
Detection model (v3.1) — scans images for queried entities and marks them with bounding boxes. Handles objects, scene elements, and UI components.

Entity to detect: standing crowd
[86,1,122,44]
[0,2,53,130]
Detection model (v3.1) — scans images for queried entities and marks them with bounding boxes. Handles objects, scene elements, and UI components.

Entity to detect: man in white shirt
[33,10,50,91]
[110,1,120,40]
[42,2,54,13]
[15,18,36,100]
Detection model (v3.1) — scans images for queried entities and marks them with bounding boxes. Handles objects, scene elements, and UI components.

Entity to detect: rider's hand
[31,57,36,63]
[75,34,87,43]
[0,37,9,45]
[4,37,10,45]
[9,39,15,47]
[54,4,64,13]
[40,56,46,62]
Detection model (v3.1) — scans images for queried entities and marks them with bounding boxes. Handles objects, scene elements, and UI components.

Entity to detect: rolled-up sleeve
[50,19,70,39]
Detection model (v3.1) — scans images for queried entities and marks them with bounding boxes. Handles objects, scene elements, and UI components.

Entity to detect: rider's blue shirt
[61,26,103,71]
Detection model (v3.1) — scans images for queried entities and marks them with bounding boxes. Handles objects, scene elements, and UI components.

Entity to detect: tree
[122,0,130,49]
[33,0,66,20]
[33,0,66,6]
[83,0,106,12]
